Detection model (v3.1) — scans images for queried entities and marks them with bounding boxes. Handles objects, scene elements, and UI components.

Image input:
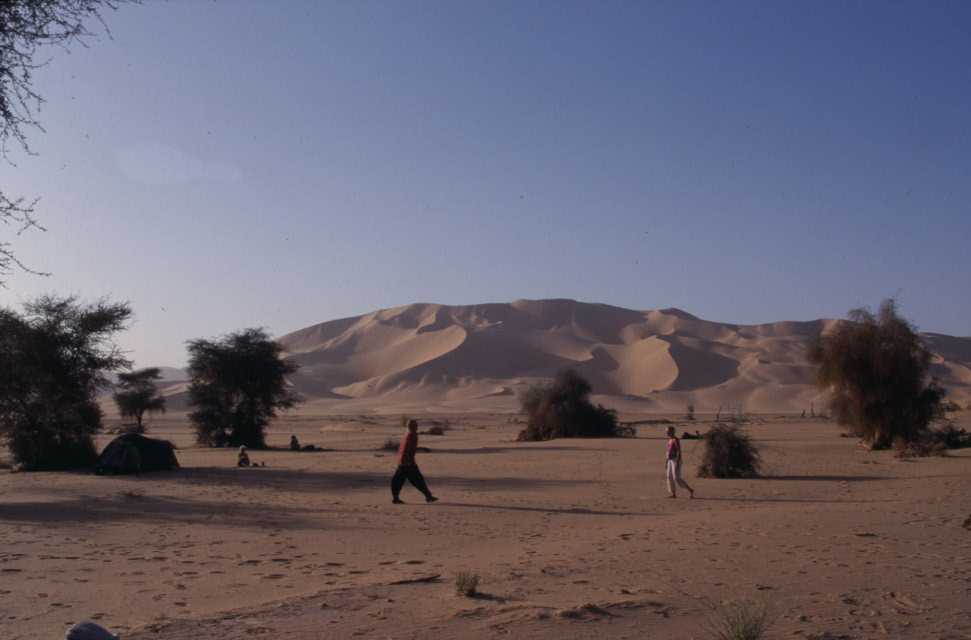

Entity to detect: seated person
[237,445,251,467]
[289,434,300,451]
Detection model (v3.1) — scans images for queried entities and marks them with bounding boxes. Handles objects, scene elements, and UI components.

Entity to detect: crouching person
[391,419,438,504]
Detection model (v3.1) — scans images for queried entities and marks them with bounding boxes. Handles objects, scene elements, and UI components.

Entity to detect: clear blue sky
[1,1,969,367]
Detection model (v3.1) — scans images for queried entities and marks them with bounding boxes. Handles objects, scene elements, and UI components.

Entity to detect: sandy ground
[2,412,971,640]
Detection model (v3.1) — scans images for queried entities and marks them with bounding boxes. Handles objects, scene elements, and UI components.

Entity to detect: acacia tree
[113,367,165,432]
[1,0,134,280]
[187,328,300,448]
[808,299,945,449]
[0,295,132,469]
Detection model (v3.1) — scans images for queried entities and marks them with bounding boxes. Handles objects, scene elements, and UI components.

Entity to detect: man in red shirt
[391,419,438,504]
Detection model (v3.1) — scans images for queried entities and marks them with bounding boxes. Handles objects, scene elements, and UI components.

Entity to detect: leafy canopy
[187,328,300,448]
[113,367,166,431]
[0,295,131,469]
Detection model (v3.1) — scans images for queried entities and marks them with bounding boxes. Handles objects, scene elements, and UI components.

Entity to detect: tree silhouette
[808,299,946,449]
[187,328,301,448]
[0,295,131,469]
[113,367,166,432]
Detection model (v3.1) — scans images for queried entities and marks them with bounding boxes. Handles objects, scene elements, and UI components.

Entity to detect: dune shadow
[0,494,323,529]
[442,501,651,517]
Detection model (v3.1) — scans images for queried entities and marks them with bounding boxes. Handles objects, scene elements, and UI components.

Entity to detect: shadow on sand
[761,474,891,482]
[440,501,652,517]
[0,494,325,529]
[137,467,586,494]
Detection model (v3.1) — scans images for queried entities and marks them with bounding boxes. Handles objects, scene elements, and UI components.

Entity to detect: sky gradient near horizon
[1,1,969,367]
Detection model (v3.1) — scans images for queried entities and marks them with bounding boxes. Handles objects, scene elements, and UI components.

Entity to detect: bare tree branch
[1,0,136,282]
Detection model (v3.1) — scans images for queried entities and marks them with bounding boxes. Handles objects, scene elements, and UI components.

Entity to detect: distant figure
[665,425,694,499]
[801,409,806,419]
[391,419,438,504]
[290,434,300,451]
[237,445,251,467]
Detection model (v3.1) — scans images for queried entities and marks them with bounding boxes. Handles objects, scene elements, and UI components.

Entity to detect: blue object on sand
[65,621,119,640]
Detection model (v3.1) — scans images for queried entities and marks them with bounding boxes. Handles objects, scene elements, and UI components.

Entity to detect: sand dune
[159,299,971,413]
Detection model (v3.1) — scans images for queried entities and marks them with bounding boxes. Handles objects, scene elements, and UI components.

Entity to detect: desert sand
[3,409,971,640]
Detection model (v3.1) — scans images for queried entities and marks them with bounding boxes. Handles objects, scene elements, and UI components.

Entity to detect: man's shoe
[392,498,404,504]
[425,495,438,503]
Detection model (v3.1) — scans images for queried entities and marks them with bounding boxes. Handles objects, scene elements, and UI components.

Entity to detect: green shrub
[517,369,622,441]
[0,296,131,470]
[698,425,761,478]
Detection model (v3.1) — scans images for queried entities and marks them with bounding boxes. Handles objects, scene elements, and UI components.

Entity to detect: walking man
[391,419,438,504]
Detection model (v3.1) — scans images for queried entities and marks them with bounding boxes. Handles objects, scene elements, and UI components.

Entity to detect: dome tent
[96,433,179,475]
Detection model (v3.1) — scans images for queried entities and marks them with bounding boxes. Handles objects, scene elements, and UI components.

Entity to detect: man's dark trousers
[391,464,432,500]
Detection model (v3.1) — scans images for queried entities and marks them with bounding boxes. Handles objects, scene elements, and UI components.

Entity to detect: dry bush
[893,436,946,459]
[517,369,623,441]
[423,424,448,436]
[698,425,761,478]
[380,438,399,451]
[454,570,480,597]
[933,423,971,449]
[708,601,772,640]
[809,299,946,449]
[893,423,971,458]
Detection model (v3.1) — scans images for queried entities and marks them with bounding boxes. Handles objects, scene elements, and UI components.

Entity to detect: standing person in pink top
[391,419,438,504]
[665,425,694,499]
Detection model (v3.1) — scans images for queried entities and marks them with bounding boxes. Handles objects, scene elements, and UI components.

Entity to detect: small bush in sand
[698,425,761,478]
[454,570,480,597]
[119,489,145,500]
[424,425,447,436]
[708,601,772,640]
[517,369,623,441]
[893,423,971,458]
[380,437,399,451]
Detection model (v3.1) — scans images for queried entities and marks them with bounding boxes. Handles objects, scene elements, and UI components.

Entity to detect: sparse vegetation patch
[454,570,480,597]
[698,425,761,478]
[708,601,772,640]
[809,299,946,449]
[517,369,624,441]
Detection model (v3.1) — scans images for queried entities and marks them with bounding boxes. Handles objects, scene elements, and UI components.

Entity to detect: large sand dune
[264,299,971,413]
[155,299,970,413]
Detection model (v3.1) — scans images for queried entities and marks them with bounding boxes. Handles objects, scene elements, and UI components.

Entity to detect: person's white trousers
[666,459,691,495]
